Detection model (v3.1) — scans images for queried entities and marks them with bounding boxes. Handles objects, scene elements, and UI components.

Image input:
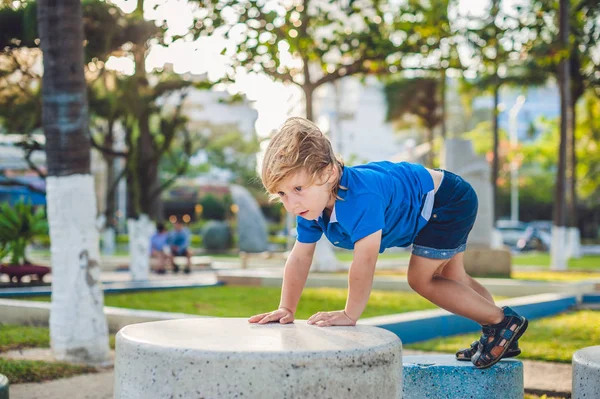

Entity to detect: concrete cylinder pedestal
[403,355,523,399]
[0,374,8,399]
[114,318,403,399]
[572,345,600,399]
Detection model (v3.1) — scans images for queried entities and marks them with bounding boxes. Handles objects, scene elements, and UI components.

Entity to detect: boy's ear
[325,164,338,184]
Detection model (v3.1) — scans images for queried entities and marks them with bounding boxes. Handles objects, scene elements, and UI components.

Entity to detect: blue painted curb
[582,293,600,304]
[373,295,578,344]
[0,281,224,298]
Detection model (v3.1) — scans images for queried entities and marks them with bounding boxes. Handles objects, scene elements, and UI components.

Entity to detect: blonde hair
[261,117,344,202]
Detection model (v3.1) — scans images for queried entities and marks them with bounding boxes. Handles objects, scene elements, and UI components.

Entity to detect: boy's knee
[440,267,467,282]
[407,272,427,292]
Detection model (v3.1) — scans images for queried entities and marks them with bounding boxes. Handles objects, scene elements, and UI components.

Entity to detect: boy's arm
[307,230,381,327]
[344,230,381,321]
[248,240,315,324]
[182,228,191,248]
[279,241,316,313]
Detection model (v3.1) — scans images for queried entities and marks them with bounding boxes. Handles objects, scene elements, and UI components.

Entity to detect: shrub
[0,201,48,265]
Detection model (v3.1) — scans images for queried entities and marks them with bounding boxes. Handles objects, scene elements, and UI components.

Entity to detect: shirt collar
[317,166,346,224]
[318,205,338,223]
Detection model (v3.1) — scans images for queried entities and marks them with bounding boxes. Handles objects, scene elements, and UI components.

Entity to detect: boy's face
[275,167,335,220]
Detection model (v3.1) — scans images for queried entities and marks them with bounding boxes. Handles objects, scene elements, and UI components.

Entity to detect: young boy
[150,222,172,274]
[249,117,528,369]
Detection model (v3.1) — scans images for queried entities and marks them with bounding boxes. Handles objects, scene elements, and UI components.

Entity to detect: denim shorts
[411,170,478,260]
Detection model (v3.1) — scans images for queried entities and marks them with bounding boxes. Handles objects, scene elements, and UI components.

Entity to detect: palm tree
[37,0,110,365]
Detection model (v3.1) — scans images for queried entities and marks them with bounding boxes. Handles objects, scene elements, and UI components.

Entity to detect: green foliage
[0,3,38,49]
[384,77,442,130]
[0,201,47,265]
[193,0,459,119]
[518,98,600,206]
[187,219,207,235]
[267,235,287,245]
[190,235,202,247]
[199,194,229,221]
[384,76,445,165]
[1,0,212,220]
[202,220,233,251]
[521,0,600,100]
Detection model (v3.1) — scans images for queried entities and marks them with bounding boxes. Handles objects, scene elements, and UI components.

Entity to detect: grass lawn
[513,253,600,270]
[373,268,600,282]
[0,324,116,383]
[30,286,435,319]
[0,358,96,384]
[336,251,411,263]
[406,310,600,363]
[512,270,600,282]
[0,325,49,352]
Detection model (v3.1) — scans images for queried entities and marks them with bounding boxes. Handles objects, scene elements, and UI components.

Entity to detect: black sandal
[456,337,521,361]
[471,306,528,369]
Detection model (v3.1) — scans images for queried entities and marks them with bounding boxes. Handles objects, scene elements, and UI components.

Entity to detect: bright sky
[106,0,522,136]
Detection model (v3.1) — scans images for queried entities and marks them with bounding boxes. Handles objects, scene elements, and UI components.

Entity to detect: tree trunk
[304,87,314,122]
[491,82,500,224]
[128,215,154,281]
[440,69,447,139]
[426,125,435,168]
[551,0,571,271]
[568,95,579,229]
[38,0,110,365]
[136,109,161,219]
[104,121,117,228]
[101,120,117,255]
[132,29,161,220]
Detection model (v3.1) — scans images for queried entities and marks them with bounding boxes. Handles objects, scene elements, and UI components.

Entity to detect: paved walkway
[3,347,572,398]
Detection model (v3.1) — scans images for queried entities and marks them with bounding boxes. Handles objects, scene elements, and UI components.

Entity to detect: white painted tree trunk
[101,227,116,256]
[566,227,582,259]
[46,174,111,366]
[127,215,154,281]
[550,225,568,271]
[311,237,341,272]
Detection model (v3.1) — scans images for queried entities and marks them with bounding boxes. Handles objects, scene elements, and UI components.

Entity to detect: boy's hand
[307,310,356,327]
[248,307,294,324]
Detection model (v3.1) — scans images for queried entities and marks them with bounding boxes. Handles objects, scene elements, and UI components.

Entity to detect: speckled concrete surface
[114,318,403,399]
[572,345,600,399]
[402,354,523,399]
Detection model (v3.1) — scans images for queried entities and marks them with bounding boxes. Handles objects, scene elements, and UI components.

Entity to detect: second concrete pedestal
[572,345,600,399]
[403,355,523,399]
[114,318,403,399]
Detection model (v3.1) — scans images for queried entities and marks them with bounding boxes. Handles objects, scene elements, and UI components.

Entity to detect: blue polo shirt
[296,161,435,253]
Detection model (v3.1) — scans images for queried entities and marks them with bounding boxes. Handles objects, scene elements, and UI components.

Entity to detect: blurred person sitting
[150,222,173,274]
[169,220,192,274]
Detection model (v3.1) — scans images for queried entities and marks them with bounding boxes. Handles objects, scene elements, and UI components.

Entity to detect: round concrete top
[118,318,400,354]
[573,345,600,367]
[404,354,521,369]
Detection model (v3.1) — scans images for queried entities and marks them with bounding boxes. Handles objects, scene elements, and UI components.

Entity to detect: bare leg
[185,250,192,269]
[407,253,503,325]
[438,253,495,305]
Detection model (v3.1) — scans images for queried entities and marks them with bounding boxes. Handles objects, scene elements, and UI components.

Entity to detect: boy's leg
[437,253,494,304]
[183,249,192,273]
[407,253,503,325]
[151,250,167,274]
[442,254,521,361]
